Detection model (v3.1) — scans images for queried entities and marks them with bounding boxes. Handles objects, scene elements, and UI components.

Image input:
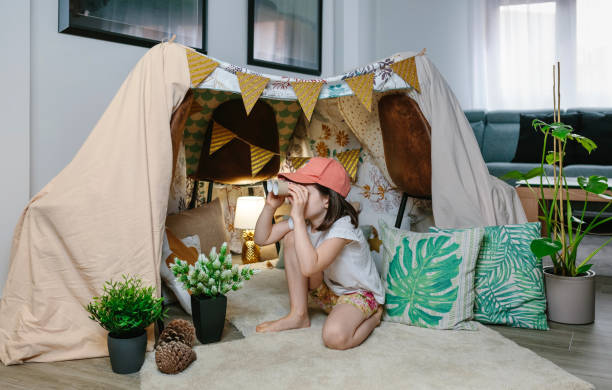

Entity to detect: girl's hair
[314,183,358,230]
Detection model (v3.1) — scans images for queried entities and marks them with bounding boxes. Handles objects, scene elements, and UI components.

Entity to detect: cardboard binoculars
[266,179,289,196]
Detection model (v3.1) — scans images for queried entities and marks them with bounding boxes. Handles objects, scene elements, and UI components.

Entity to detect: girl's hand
[265,191,285,210]
[288,183,309,222]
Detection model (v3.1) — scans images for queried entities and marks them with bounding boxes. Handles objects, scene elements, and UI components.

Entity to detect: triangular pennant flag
[291,80,324,121]
[236,72,270,115]
[391,56,420,93]
[290,157,311,170]
[251,145,275,176]
[336,149,360,181]
[185,49,219,86]
[344,73,375,112]
[209,122,236,154]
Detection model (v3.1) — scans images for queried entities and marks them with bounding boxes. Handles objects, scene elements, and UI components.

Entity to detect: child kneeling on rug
[254,157,385,350]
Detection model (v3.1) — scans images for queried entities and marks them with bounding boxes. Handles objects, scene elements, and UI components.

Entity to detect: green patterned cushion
[430,223,548,330]
[379,220,483,330]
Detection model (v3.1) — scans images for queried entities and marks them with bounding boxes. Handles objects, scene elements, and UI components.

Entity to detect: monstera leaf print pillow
[431,223,548,330]
[379,220,483,330]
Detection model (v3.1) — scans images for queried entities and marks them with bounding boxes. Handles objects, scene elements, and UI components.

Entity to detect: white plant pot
[544,266,596,324]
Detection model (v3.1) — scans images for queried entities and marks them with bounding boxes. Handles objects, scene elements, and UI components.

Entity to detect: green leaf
[568,133,597,154]
[575,263,593,275]
[530,238,562,258]
[501,167,543,181]
[545,151,564,165]
[386,235,460,328]
[577,175,608,194]
[551,126,571,141]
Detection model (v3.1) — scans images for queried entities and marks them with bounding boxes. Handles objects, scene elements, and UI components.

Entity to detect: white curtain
[470,0,612,110]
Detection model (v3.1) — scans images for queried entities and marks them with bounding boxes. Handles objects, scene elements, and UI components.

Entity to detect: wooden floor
[1,276,611,389]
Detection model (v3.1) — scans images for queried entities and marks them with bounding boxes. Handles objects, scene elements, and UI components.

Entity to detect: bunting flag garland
[289,157,311,170]
[390,56,420,93]
[236,72,270,115]
[250,145,276,176]
[344,73,375,112]
[336,149,360,181]
[291,80,325,121]
[185,49,219,87]
[209,122,236,154]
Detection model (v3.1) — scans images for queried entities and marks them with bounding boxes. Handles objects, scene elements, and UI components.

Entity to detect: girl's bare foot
[255,313,310,333]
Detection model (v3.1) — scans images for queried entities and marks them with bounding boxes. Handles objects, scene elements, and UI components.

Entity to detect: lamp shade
[234,196,266,229]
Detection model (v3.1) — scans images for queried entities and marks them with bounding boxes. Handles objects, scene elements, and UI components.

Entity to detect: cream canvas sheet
[0,43,190,364]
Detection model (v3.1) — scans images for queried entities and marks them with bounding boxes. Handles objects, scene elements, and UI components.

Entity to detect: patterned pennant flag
[289,157,311,170]
[336,149,360,181]
[236,72,270,115]
[185,49,219,87]
[391,56,420,93]
[209,122,236,154]
[291,80,324,121]
[344,73,375,112]
[251,145,275,176]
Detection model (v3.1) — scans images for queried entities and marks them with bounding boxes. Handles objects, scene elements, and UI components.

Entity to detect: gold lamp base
[241,230,261,264]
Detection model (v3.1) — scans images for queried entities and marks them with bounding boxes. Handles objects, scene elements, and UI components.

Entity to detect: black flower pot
[191,294,227,344]
[107,329,147,374]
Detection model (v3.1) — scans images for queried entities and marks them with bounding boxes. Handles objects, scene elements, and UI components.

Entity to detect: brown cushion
[165,198,229,255]
[164,228,199,268]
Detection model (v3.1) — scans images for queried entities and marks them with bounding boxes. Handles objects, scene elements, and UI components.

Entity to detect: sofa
[465,109,612,182]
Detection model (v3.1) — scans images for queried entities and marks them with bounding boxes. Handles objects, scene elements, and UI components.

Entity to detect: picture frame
[58,0,207,53]
[247,0,322,76]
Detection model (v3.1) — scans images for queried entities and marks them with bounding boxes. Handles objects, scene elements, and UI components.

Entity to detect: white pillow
[160,233,201,315]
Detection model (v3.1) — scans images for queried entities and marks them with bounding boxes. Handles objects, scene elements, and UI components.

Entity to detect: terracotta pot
[544,266,596,324]
[107,329,147,374]
[191,294,227,344]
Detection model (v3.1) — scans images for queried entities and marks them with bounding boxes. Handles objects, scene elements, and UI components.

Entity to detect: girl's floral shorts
[308,282,379,318]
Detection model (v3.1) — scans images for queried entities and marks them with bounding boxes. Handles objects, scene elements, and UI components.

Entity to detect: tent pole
[206,181,214,203]
[395,192,409,228]
[188,180,199,209]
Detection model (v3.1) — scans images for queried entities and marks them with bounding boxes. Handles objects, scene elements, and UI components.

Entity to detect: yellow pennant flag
[291,80,325,121]
[290,157,311,170]
[209,122,236,154]
[391,57,420,93]
[344,73,375,112]
[336,149,360,181]
[251,145,275,176]
[185,49,219,87]
[236,72,270,115]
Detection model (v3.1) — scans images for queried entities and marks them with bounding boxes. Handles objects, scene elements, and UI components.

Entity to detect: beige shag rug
[140,269,593,390]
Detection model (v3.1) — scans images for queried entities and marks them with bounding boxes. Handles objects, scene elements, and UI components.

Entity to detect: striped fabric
[250,145,275,176]
[289,157,311,170]
[336,149,360,181]
[391,56,421,93]
[236,72,270,115]
[344,73,375,112]
[209,122,235,154]
[185,49,219,87]
[291,81,324,121]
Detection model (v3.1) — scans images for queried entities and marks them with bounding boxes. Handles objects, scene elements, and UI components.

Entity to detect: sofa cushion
[512,113,580,164]
[562,164,612,179]
[571,112,612,165]
[481,123,520,162]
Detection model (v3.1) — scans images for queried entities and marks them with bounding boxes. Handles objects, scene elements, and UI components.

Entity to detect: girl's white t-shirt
[305,215,385,304]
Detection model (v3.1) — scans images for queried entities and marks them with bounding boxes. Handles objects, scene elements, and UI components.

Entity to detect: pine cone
[165,319,196,347]
[158,327,191,348]
[155,340,197,374]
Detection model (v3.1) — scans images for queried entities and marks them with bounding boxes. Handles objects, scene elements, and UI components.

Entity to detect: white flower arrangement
[170,242,255,297]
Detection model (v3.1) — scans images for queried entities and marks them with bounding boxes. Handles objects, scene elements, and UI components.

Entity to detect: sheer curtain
[470,0,612,110]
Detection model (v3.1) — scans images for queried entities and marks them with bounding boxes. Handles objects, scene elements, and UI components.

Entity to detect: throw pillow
[165,198,229,256]
[513,113,580,164]
[571,112,612,165]
[161,229,201,315]
[379,220,483,330]
[431,223,549,330]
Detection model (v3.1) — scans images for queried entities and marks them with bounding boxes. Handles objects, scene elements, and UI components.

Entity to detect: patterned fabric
[390,57,420,93]
[344,73,375,111]
[309,281,379,318]
[336,149,360,181]
[291,80,325,121]
[185,49,218,86]
[236,72,270,115]
[379,220,483,330]
[430,223,549,330]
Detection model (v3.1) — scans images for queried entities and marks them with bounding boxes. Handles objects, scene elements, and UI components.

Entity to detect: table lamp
[234,196,266,263]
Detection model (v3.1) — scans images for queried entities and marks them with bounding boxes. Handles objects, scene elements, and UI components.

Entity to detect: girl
[253,157,385,350]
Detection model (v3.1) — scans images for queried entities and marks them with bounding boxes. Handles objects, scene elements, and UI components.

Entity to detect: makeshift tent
[0,42,525,365]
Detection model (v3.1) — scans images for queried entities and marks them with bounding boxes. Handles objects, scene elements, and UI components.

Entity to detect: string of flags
[289,148,361,182]
[185,48,424,118]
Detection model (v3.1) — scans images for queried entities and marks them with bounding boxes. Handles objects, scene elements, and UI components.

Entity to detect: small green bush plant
[86,275,166,338]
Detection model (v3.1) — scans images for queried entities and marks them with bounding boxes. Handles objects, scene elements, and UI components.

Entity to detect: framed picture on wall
[248,0,322,75]
[58,0,207,53]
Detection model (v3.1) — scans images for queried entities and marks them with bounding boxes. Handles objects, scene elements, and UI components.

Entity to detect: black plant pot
[107,330,147,374]
[191,294,227,344]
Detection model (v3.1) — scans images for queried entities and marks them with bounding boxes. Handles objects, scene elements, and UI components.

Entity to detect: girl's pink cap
[278,157,351,197]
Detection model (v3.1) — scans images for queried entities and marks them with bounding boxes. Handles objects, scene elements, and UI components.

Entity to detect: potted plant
[86,275,166,374]
[503,105,612,324]
[170,242,255,343]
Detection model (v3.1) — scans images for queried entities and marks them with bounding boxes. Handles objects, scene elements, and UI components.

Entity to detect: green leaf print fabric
[379,220,483,330]
[431,223,548,330]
